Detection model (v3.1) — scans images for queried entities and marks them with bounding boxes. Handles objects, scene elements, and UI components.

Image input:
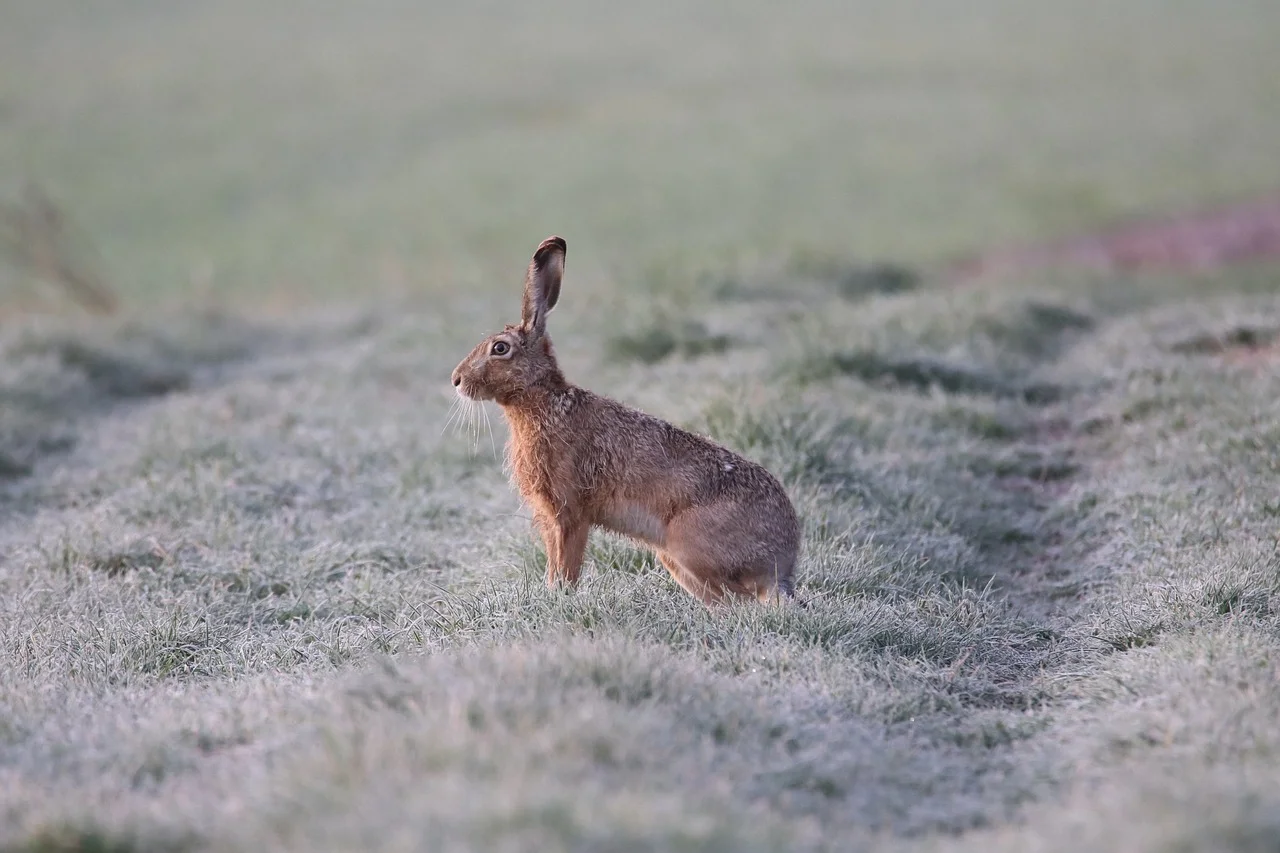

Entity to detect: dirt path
[951,193,1280,279]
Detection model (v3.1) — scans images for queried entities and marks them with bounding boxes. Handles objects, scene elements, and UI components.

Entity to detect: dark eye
[491,340,510,356]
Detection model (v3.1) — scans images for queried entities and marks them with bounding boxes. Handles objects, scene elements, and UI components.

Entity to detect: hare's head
[452,236,565,404]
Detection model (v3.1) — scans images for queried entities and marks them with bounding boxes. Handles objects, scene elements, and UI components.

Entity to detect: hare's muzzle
[451,357,469,389]
[451,359,478,399]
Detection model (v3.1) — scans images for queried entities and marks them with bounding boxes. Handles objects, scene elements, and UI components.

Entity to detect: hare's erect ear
[521,236,565,338]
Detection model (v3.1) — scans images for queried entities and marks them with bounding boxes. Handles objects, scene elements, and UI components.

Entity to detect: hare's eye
[491,341,510,356]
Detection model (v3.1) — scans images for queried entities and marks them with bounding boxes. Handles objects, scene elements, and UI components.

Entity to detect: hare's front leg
[533,510,559,578]
[534,510,588,588]
[548,521,589,589]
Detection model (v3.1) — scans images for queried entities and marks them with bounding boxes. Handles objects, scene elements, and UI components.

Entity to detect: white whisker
[482,402,497,460]
[442,396,462,437]
[450,397,467,440]
[468,398,480,454]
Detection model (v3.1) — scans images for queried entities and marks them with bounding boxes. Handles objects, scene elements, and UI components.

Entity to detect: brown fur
[451,236,800,605]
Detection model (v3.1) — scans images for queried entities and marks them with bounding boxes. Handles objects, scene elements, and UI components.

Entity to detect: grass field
[3,1,1280,851]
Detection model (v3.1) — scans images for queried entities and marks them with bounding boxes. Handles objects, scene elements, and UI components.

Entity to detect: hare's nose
[452,374,462,387]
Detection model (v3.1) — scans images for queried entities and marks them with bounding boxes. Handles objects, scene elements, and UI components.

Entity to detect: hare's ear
[521,236,565,338]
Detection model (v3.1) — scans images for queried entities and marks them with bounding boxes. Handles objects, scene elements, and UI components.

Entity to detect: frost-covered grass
[3,1,1280,850]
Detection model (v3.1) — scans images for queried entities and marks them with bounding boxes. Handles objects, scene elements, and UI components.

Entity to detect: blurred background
[4,0,1280,314]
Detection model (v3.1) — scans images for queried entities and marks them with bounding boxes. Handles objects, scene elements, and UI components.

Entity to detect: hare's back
[585,392,791,509]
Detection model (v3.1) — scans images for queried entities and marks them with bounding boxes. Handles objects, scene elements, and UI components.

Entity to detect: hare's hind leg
[656,551,724,605]
[752,575,795,604]
[662,503,792,602]
[750,567,797,603]
[657,550,761,606]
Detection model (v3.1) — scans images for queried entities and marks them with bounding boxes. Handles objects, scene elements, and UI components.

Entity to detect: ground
[2,2,1280,851]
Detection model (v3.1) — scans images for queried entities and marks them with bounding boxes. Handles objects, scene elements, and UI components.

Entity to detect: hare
[451,236,800,605]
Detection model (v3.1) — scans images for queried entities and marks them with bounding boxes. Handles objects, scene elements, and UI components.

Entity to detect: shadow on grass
[0,312,380,498]
[787,299,1101,404]
[606,319,733,365]
[709,255,921,304]
[974,301,1095,361]
[1169,324,1277,355]
[787,254,920,301]
[792,350,1066,403]
[11,827,197,853]
[0,313,267,482]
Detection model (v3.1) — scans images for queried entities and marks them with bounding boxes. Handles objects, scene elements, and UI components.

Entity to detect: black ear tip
[533,236,566,267]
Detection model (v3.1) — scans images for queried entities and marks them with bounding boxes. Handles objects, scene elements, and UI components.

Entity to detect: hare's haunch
[451,236,800,605]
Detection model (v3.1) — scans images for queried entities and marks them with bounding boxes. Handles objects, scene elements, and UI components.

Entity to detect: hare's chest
[509,454,552,504]
[507,437,574,512]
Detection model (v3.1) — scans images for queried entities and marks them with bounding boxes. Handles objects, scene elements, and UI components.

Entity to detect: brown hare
[451,236,800,605]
